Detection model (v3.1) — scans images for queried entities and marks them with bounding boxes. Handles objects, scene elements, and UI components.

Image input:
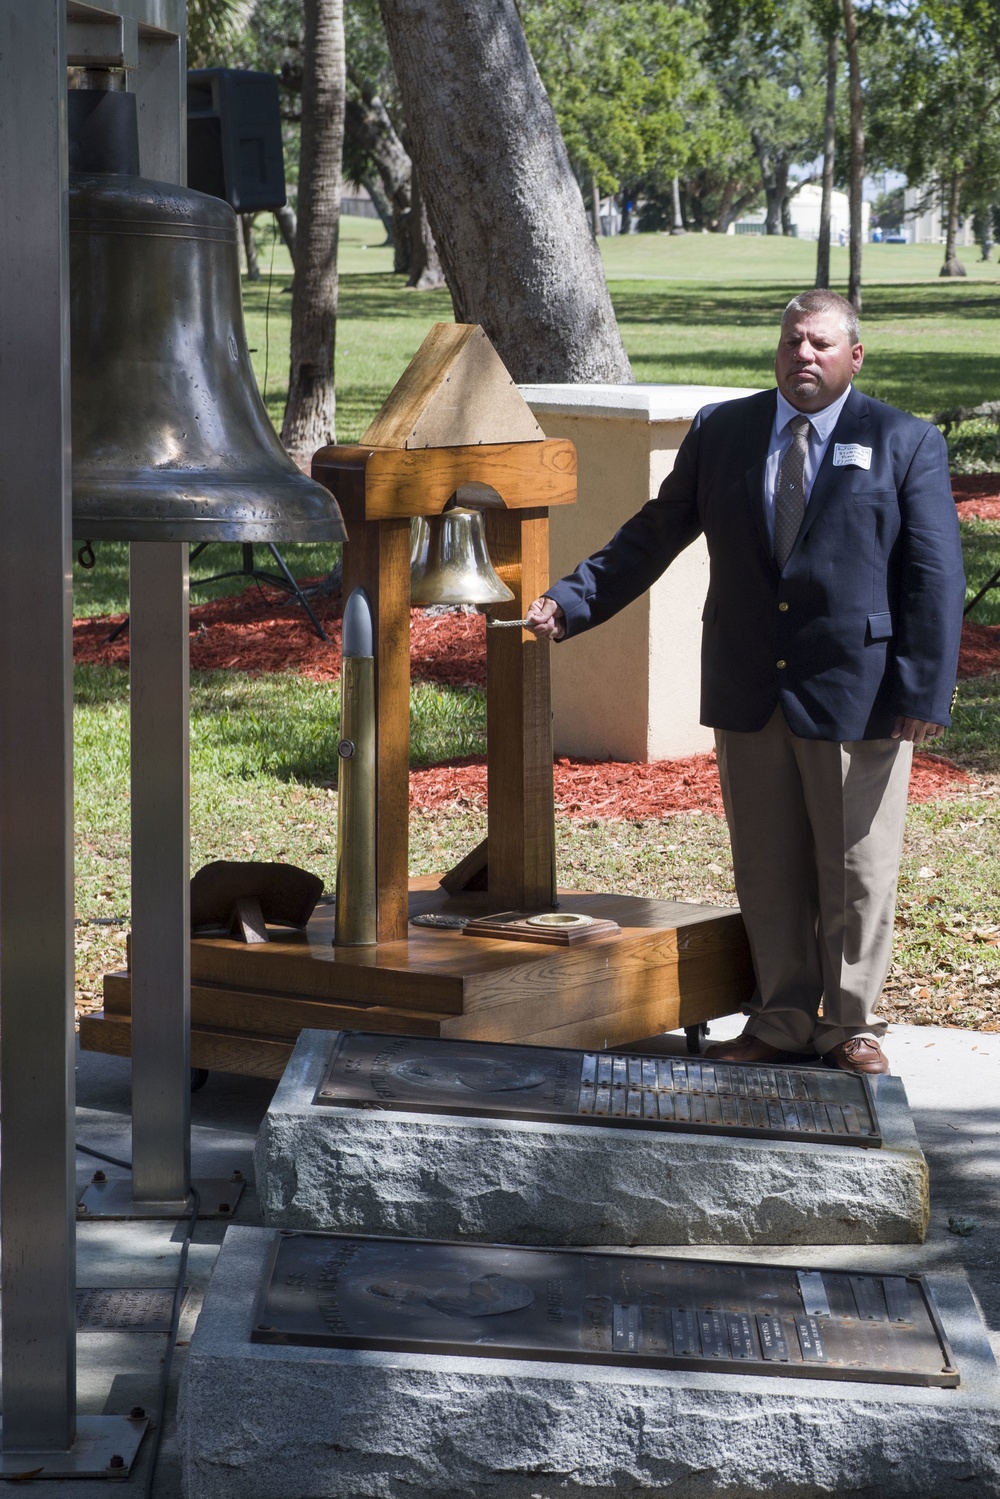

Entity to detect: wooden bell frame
[313,433,577,942]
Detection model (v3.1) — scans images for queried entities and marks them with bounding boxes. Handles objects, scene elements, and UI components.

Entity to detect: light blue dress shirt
[763,385,853,542]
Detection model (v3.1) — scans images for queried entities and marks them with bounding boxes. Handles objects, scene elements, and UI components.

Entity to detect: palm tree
[280,0,345,463]
[187,0,255,67]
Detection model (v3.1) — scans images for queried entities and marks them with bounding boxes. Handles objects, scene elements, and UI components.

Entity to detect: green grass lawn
[243,214,1000,443]
[72,219,1000,1030]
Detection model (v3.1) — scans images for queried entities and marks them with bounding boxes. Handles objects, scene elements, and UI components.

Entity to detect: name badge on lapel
[833,442,872,469]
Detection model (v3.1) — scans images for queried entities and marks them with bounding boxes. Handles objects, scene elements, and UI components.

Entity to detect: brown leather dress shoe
[702,1032,791,1064]
[826,1037,890,1075]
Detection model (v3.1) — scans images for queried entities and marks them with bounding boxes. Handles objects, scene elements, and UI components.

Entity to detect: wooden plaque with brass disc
[462,910,621,946]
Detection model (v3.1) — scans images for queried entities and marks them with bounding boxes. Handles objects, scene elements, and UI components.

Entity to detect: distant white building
[902,185,975,246]
[729,184,869,243]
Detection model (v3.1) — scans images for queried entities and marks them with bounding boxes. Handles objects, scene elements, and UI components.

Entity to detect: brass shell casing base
[334,655,377,946]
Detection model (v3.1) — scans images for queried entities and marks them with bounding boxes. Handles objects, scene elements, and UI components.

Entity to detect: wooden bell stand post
[314,324,573,937]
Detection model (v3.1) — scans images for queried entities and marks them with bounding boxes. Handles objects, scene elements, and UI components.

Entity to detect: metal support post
[74,8,241,1221]
[0,0,76,1453]
[130,14,193,1207]
[129,543,193,1204]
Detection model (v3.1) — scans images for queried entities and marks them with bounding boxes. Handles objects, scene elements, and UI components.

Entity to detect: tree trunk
[940,174,967,276]
[714,182,759,234]
[280,0,344,465]
[344,89,416,273]
[842,0,864,311]
[590,172,603,237]
[751,129,789,235]
[978,206,995,262]
[815,28,837,289]
[377,0,631,383]
[406,167,446,289]
[274,202,297,267]
[360,167,395,245]
[241,214,261,280]
[671,175,686,235]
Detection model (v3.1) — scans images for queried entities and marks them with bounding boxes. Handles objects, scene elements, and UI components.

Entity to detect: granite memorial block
[254,1030,929,1245]
[179,1227,1000,1499]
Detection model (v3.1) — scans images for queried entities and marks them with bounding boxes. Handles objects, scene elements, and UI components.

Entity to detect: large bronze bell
[68,82,345,543]
[409,506,515,607]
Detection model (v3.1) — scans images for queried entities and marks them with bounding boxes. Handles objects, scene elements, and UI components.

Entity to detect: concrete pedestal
[254,1030,929,1246]
[179,1226,1000,1499]
[519,383,761,762]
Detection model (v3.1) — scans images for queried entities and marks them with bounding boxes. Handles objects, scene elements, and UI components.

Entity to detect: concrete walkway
[16,1019,999,1496]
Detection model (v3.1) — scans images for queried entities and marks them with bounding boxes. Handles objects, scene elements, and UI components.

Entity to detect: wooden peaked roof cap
[360,323,545,450]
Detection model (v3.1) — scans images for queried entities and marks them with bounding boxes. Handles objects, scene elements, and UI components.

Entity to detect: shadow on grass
[963,522,1000,628]
[243,270,453,325]
[947,672,1000,774]
[612,281,1000,328]
[73,541,341,619]
[623,348,1000,415]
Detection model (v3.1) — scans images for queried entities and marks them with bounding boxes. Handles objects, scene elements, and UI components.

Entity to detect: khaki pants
[715,708,913,1054]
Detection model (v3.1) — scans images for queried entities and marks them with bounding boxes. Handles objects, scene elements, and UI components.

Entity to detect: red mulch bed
[958,620,1000,678]
[408,748,973,818]
[953,473,1000,522]
[952,475,1000,676]
[73,567,1000,686]
[74,480,1000,824]
[73,585,488,689]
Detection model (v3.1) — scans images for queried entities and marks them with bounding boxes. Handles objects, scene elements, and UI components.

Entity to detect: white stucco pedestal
[519,383,761,762]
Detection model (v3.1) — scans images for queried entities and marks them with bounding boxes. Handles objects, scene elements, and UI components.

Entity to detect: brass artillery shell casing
[334,653,376,945]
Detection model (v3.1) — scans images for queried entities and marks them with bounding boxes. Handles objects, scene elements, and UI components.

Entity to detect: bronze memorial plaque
[314,1032,881,1147]
[75,1287,185,1332]
[252,1232,958,1388]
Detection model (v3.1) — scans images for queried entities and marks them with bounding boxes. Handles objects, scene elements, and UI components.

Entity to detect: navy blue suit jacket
[547,387,965,741]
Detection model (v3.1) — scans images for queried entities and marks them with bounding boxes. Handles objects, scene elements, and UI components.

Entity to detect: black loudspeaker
[187,69,286,214]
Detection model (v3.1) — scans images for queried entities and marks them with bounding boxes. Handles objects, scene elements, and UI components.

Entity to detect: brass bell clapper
[68,71,345,546]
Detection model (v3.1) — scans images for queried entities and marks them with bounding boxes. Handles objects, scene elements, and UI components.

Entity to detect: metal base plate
[315,1032,882,1147]
[77,1175,244,1221]
[0,1414,148,1480]
[252,1232,958,1388]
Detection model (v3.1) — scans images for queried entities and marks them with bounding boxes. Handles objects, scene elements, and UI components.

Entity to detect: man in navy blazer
[526,289,965,1075]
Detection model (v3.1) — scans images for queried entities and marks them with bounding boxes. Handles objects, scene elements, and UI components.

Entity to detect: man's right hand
[524,596,566,640]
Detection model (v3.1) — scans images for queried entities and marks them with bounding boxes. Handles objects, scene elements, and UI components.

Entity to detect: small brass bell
[68,79,345,544]
[409,507,515,607]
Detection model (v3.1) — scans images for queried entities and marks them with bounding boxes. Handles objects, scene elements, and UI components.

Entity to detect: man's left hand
[891,717,945,745]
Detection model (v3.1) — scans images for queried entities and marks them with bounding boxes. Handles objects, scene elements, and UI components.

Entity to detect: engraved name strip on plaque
[75,1288,186,1332]
[252,1232,958,1388]
[315,1032,881,1147]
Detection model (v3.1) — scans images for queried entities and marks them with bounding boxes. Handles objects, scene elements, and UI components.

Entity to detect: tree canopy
[201,0,1000,254]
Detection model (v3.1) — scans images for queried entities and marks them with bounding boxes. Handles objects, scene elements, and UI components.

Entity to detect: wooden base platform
[79,879,754,1080]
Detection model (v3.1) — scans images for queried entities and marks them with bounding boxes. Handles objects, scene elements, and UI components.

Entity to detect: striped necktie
[773,414,811,569]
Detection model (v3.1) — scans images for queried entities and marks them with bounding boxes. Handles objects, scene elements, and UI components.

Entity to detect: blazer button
[776,659,787,670]
[778,601,789,612]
